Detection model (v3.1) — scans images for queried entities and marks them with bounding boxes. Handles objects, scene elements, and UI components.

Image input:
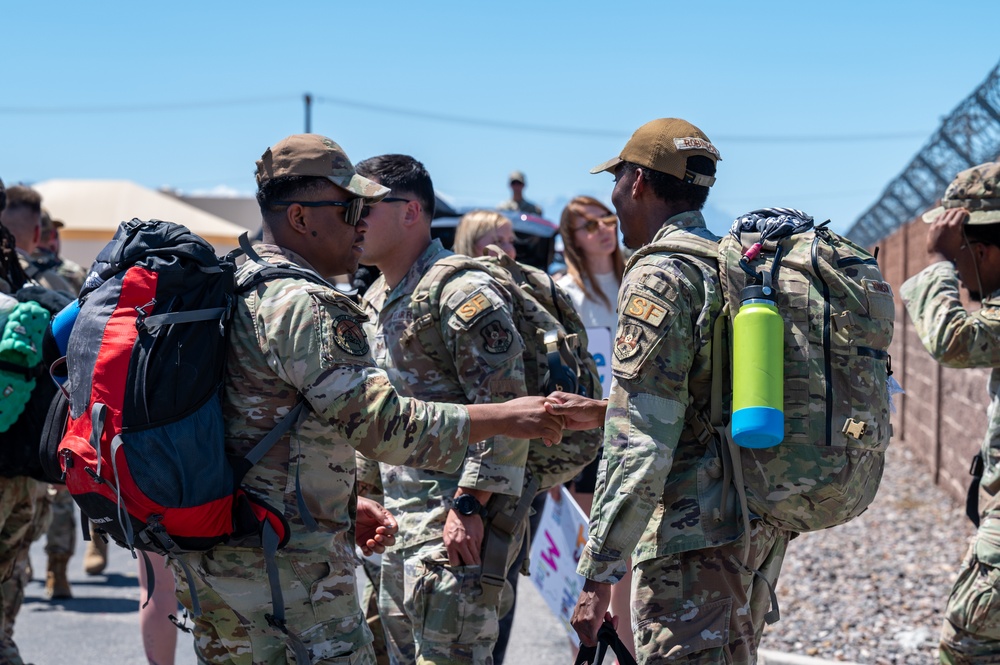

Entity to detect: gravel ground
[760,442,974,663]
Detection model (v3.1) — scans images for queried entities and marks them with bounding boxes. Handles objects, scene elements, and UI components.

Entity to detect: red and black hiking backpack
[42,220,327,656]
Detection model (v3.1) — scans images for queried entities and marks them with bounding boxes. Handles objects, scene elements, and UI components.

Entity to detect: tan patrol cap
[509,170,527,185]
[591,118,721,187]
[255,134,389,201]
[923,161,1000,226]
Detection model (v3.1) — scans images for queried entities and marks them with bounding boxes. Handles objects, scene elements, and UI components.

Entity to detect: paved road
[12,528,570,664]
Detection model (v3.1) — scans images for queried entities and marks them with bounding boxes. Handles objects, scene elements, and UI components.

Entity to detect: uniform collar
[650,210,708,243]
[384,238,451,308]
[249,243,325,276]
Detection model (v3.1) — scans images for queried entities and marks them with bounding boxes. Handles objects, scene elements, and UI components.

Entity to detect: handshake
[466,390,608,448]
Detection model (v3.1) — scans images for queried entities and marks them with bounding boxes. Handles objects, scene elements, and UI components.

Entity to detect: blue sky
[2,1,999,236]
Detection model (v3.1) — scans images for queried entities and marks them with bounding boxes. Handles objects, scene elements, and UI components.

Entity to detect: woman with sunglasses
[555,195,636,663]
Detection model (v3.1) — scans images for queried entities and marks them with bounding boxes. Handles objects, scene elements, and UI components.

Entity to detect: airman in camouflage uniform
[0,178,41,665]
[173,135,568,665]
[354,154,530,665]
[900,161,1000,665]
[564,119,790,664]
[497,171,542,216]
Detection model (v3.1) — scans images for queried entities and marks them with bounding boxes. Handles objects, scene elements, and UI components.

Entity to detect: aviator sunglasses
[575,215,618,234]
[272,198,371,226]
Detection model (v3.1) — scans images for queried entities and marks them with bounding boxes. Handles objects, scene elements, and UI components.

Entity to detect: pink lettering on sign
[540,531,561,571]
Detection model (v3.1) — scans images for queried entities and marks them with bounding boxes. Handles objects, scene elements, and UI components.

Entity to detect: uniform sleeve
[901,261,1000,368]
[438,270,529,496]
[577,259,694,584]
[256,281,472,474]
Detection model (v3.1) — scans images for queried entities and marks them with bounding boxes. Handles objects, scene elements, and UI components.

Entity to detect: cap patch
[673,137,720,158]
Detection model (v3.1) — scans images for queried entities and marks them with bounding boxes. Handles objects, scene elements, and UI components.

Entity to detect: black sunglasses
[272,199,371,226]
[379,197,412,205]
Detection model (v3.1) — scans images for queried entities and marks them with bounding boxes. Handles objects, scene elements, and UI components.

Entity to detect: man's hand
[545,391,608,431]
[927,207,971,263]
[572,579,613,647]
[355,496,398,556]
[444,509,484,566]
[468,396,566,446]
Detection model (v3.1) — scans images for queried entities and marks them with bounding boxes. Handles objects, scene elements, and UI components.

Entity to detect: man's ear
[631,168,646,199]
[285,203,309,236]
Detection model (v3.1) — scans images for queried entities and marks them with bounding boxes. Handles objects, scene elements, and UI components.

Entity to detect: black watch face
[455,494,480,515]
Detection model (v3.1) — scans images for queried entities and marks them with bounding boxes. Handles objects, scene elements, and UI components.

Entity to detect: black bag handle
[574,619,637,665]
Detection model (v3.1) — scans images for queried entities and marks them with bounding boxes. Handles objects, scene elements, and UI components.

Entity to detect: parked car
[431,210,558,271]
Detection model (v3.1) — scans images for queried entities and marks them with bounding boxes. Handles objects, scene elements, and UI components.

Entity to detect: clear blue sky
[3,0,999,236]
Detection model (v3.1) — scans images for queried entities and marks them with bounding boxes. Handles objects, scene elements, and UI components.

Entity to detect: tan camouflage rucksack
[407,246,602,492]
[634,209,895,535]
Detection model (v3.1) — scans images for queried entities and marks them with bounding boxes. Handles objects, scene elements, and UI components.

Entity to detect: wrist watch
[450,493,486,517]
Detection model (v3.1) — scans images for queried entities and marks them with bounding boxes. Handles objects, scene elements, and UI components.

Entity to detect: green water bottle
[731,283,784,448]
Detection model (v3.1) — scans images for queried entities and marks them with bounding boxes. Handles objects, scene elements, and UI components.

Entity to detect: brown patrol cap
[923,161,1000,226]
[255,134,390,202]
[591,118,721,187]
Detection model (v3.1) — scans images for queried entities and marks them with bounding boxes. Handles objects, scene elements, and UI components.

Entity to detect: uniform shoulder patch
[332,315,369,356]
[455,290,496,323]
[481,320,514,354]
[623,293,670,327]
[614,323,644,361]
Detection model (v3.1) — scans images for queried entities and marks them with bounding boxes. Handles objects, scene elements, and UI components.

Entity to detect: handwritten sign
[586,326,612,399]
[529,487,590,645]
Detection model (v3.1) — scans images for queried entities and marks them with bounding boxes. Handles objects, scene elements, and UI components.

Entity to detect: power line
[0,92,929,143]
[0,95,296,114]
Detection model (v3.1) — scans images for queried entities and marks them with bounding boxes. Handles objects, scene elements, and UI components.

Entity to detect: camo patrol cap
[590,118,721,187]
[509,170,527,185]
[255,134,389,201]
[923,161,1000,226]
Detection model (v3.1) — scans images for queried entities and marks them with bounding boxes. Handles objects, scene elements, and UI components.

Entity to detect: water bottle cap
[740,284,776,303]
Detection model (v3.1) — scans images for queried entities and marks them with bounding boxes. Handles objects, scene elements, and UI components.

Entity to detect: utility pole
[304,93,312,133]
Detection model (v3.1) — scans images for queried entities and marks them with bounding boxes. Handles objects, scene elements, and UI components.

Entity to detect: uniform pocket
[405,555,497,646]
[634,597,732,662]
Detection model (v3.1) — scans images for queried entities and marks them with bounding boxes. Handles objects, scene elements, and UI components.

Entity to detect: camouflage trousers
[0,477,40,665]
[380,517,526,665]
[174,547,377,665]
[360,555,390,665]
[939,512,1000,664]
[631,520,789,664]
[44,484,76,557]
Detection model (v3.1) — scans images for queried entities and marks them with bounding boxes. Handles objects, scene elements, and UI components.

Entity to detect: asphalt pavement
[11,527,852,665]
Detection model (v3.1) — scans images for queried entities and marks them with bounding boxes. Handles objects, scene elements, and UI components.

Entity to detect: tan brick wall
[877,218,990,504]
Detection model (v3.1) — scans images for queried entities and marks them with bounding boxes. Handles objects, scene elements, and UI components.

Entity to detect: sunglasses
[574,215,617,234]
[272,198,371,226]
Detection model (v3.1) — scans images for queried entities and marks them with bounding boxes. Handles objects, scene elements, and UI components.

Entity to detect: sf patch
[623,293,669,327]
[614,324,644,361]
[332,315,369,356]
[481,320,513,354]
[456,291,495,323]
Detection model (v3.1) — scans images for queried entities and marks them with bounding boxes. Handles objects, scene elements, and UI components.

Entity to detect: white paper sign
[586,326,613,399]
[529,487,590,646]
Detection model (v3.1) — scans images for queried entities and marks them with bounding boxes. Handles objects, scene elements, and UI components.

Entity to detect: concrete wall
[878,218,989,503]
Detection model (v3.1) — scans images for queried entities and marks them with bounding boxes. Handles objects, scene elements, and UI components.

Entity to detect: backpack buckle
[842,418,868,440]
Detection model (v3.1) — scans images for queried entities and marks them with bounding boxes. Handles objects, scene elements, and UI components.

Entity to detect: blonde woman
[555,196,635,662]
[453,209,517,259]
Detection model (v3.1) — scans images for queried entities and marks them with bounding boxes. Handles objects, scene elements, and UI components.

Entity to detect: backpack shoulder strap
[626,230,721,273]
[409,254,498,339]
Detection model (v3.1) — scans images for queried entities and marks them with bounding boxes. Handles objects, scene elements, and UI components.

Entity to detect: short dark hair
[965,222,1000,249]
[4,185,42,215]
[255,175,330,221]
[623,155,716,211]
[355,154,435,221]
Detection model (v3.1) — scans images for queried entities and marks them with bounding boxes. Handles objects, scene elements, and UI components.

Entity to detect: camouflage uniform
[496,199,542,216]
[359,238,529,665]
[0,476,37,665]
[902,261,1000,663]
[577,211,789,664]
[173,244,475,665]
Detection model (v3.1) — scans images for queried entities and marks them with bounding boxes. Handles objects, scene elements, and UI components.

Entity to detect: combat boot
[45,553,72,600]
[83,533,107,576]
